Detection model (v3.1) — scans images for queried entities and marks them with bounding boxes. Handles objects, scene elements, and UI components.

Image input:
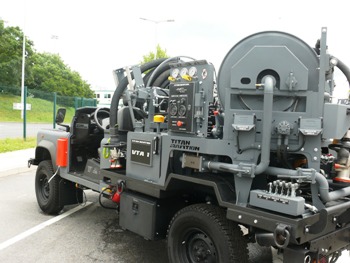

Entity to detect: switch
[177,121,185,127]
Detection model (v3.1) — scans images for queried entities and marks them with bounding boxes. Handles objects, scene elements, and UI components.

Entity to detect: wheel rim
[181,228,217,263]
[38,174,50,201]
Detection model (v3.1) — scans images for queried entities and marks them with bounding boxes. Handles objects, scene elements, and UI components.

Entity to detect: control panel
[167,60,216,136]
[168,82,195,133]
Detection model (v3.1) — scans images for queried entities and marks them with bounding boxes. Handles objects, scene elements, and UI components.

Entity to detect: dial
[171,68,179,78]
[180,67,188,77]
[169,103,178,116]
[189,66,197,77]
[178,105,187,116]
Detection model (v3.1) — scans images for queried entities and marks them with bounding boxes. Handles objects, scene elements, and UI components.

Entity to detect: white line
[0,202,92,251]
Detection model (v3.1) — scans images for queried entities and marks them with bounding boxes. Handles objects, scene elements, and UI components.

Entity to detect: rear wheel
[35,160,63,215]
[167,204,249,263]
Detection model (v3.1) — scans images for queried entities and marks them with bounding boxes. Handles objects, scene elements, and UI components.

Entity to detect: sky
[1,0,349,97]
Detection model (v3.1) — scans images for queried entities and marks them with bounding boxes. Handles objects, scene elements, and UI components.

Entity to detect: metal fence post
[53,92,57,129]
[23,86,27,140]
[74,97,78,111]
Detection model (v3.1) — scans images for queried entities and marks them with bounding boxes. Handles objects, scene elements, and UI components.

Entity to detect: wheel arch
[165,173,236,208]
[35,140,57,169]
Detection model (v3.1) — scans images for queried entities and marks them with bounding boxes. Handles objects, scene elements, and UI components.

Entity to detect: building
[91,87,114,108]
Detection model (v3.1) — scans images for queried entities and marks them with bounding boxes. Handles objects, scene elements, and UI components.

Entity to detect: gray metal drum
[218,31,319,110]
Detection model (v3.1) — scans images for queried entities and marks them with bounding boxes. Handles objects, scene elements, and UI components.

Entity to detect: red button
[177,121,184,127]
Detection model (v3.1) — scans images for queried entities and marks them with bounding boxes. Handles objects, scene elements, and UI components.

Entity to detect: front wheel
[167,204,249,263]
[35,160,63,215]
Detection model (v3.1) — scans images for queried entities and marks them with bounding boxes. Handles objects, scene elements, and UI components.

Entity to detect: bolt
[314,148,318,152]
[313,157,318,161]
[333,217,337,222]
[238,215,242,219]
[301,148,304,152]
[305,227,309,233]
[325,249,328,253]
[254,219,258,224]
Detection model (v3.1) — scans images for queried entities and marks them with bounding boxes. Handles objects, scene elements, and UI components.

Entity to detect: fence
[0,85,97,109]
[0,85,97,139]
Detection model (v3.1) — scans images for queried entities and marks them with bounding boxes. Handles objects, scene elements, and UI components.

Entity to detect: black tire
[167,204,249,263]
[35,160,63,215]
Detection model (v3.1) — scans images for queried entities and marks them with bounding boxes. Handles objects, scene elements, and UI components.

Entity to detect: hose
[99,188,118,210]
[110,58,168,128]
[152,69,170,87]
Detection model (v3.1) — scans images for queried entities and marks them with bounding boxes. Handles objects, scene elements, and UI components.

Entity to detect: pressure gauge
[189,66,197,77]
[180,67,188,77]
[171,68,179,78]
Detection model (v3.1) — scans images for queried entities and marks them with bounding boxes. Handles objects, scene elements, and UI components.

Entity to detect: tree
[0,20,35,87]
[0,19,93,98]
[141,44,169,64]
[27,52,94,98]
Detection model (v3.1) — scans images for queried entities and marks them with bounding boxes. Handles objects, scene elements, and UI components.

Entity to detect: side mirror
[56,108,70,132]
[56,108,66,124]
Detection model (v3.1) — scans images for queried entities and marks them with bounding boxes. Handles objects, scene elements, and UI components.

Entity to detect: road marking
[0,202,92,251]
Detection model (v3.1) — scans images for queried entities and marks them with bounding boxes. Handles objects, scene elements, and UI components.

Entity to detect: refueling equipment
[30,28,350,263]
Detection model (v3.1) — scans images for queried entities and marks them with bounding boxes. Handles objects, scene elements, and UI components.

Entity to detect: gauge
[169,103,178,116]
[189,66,197,77]
[178,105,187,116]
[171,68,179,78]
[180,67,188,77]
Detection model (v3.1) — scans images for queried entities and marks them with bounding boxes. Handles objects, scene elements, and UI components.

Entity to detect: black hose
[98,188,117,210]
[153,69,170,87]
[142,69,155,87]
[109,58,167,127]
[160,78,170,89]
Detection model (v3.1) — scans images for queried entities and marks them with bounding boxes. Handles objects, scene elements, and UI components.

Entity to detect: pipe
[330,56,350,87]
[205,161,242,174]
[203,77,274,175]
[265,167,350,203]
[255,76,274,174]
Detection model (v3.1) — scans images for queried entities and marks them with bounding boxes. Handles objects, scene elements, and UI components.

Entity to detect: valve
[111,180,125,204]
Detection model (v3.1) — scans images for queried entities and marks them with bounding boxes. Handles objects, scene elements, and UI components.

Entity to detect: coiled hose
[110,58,172,128]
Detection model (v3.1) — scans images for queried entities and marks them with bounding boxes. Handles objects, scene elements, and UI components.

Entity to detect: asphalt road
[0,122,54,139]
[0,169,277,263]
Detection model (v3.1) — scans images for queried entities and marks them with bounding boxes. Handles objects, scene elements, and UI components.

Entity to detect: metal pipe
[255,76,274,174]
[204,77,274,175]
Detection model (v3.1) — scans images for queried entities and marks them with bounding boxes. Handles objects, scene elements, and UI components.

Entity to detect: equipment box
[119,191,170,240]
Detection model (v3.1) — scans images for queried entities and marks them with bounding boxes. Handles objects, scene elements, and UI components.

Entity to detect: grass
[0,137,36,153]
[0,94,75,153]
[0,94,75,123]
